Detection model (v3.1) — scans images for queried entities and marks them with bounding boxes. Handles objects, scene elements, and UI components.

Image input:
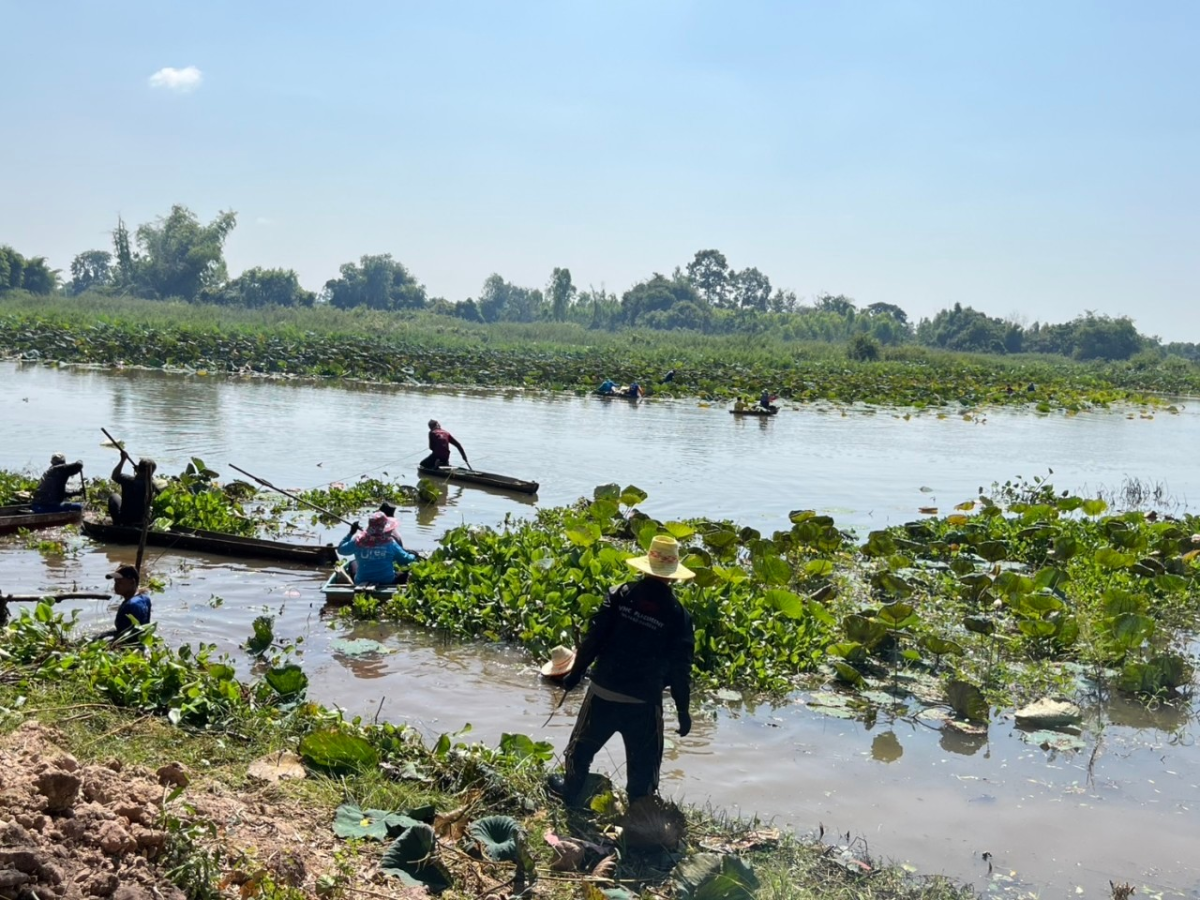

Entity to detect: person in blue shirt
[105,564,152,641]
[624,382,642,399]
[597,379,618,396]
[337,511,418,585]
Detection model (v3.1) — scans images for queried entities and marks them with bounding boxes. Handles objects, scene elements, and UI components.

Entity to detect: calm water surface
[2,361,1198,898]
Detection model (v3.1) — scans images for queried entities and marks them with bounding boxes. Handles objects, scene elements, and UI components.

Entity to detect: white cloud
[148,66,203,93]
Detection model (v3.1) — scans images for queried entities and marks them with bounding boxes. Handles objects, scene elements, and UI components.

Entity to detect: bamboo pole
[228,464,357,527]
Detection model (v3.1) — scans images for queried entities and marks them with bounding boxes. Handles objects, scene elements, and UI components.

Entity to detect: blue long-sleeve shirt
[337,534,417,585]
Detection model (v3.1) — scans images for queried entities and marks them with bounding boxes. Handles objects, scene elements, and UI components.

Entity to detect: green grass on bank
[2,290,1199,407]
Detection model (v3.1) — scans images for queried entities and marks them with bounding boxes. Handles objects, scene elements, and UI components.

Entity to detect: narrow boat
[0,504,83,536]
[80,516,338,565]
[730,407,779,417]
[322,571,402,605]
[417,464,539,495]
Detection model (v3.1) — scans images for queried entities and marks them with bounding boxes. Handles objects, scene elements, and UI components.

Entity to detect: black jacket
[567,577,694,711]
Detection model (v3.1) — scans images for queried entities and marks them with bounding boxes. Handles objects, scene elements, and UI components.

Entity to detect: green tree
[865,301,909,325]
[19,256,58,294]
[112,216,137,290]
[324,254,427,310]
[135,205,237,300]
[70,250,113,294]
[215,267,315,307]
[0,245,25,291]
[732,267,771,311]
[547,267,575,322]
[685,249,730,308]
[815,293,856,317]
[1072,313,1142,361]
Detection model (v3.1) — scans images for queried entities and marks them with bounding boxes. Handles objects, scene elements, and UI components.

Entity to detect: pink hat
[355,511,397,547]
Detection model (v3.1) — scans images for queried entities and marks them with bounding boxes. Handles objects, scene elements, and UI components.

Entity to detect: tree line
[2,204,1195,363]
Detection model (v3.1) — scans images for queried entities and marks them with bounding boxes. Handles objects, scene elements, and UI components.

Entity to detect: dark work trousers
[563,691,664,802]
[419,453,449,469]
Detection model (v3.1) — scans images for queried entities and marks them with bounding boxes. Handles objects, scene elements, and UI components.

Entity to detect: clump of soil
[0,721,392,900]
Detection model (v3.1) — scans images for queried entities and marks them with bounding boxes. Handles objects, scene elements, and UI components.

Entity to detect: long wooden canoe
[0,504,83,536]
[80,517,338,565]
[322,571,402,605]
[417,464,539,495]
[729,407,779,417]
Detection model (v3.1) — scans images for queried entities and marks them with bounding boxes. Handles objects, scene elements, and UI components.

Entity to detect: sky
[2,1,1197,340]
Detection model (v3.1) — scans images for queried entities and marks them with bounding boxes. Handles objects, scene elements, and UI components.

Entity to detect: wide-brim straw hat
[626,535,695,581]
[540,645,576,678]
[356,511,398,547]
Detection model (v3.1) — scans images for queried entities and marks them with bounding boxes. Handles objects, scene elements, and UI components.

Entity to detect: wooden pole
[228,464,357,527]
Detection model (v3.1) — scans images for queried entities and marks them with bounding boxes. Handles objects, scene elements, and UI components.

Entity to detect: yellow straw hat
[626,535,694,581]
[540,645,576,678]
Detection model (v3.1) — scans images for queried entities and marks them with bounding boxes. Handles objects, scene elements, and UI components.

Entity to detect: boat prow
[0,504,83,536]
[417,465,539,495]
[80,516,338,565]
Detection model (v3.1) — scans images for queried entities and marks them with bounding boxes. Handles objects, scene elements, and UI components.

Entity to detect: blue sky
[2,1,1197,339]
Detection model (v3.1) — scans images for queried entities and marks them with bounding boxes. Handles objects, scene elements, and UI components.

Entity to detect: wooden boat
[730,406,779,417]
[322,570,401,605]
[417,464,539,495]
[0,504,83,536]
[80,516,338,565]
[595,389,642,401]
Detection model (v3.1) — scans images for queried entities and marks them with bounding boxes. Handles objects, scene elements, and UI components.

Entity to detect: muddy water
[3,361,1200,898]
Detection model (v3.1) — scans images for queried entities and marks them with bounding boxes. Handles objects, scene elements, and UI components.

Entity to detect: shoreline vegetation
[1,292,1199,410]
[0,607,974,900]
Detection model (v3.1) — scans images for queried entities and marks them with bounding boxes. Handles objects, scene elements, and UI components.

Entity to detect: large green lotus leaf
[873,572,913,598]
[1033,567,1070,591]
[919,634,964,657]
[764,589,806,620]
[1108,613,1155,648]
[1081,498,1108,516]
[976,541,1010,562]
[752,555,792,586]
[1096,548,1134,569]
[380,822,452,891]
[665,521,697,540]
[593,483,621,502]
[467,815,524,862]
[862,530,896,558]
[672,852,760,900]
[946,680,989,723]
[299,729,379,774]
[1101,588,1142,616]
[875,601,918,629]
[963,615,995,635]
[843,614,887,648]
[702,530,739,551]
[264,663,308,698]
[620,485,648,507]
[332,803,422,841]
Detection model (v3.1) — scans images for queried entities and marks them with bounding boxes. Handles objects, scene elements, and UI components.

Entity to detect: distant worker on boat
[337,511,418,586]
[624,382,643,399]
[104,563,152,642]
[421,420,470,470]
[758,390,779,412]
[662,368,676,384]
[597,379,618,396]
[32,453,85,513]
[108,456,158,526]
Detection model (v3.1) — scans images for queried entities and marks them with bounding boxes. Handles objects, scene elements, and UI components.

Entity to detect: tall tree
[135,205,237,300]
[732,267,771,311]
[323,254,427,310]
[0,245,25,291]
[686,249,730,308]
[864,301,909,325]
[815,293,857,317]
[111,216,137,289]
[70,250,113,294]
[548,267,575,322]
[19,257,58,294]
[217,267,315,307]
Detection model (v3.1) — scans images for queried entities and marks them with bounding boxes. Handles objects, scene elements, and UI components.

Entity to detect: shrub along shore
[2,292,1199,409]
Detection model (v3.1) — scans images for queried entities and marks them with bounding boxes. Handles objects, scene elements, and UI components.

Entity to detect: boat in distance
[729,407,779,417]
[80,516,338,565]
[417,464,539,495]
[0,504,83,535]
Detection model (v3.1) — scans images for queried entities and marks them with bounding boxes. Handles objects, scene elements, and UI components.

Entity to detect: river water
[2,360,1199,898]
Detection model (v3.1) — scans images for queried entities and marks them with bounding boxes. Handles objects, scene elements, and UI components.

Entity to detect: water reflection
[939,724,990,757]
[871,730,904,762]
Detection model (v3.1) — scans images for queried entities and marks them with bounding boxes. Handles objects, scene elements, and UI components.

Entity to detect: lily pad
[1022,730,1086,752]
[299,729,379,774]
[264,663,308,698]
[672,852,759,900]
[380,821,453,891]
[466,815,523,862]
[333,803,424,841]
[330,637,392,657]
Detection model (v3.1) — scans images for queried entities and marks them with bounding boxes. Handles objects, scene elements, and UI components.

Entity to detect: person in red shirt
[421,420,470,469]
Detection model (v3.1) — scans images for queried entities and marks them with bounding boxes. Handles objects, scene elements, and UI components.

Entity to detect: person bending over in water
[421,420,470,469]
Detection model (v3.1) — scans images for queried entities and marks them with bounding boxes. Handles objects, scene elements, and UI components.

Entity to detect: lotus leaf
[329,638,390,657]
[862,530,896,558]
[946,680,989,723]
[963,615,995,635]
[832,661,864,685]
[467,815,524,862]
[875,601,918,629]
[264,663,308,698]
[379,822,452,891]
[827,641,867,664]
[1108,613,1155,649]
[333,803,424,841]
[593,484,621,502]
[298,729,379,774]
[672,852,760,900]
[873,573,913,598]
[1081,498,1108,516]
[805,559,835,577]
[753,555,792,585]
[665,520,697,540]
[620,485,648,507]
[764,589,806,620]
[919,635,964,657]
[843,614,887,648]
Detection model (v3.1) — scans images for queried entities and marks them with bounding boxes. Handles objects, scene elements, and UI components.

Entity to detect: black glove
[561,670,582,692]
[350,522,361,534]
[677,711,692,737]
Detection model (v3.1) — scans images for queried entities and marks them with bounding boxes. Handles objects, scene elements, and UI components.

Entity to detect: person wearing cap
[758,389,778,412]
[623,381,643,399]
[337,511,418,585]
[420,420,469,470]
[549,534,695,807]
[108,456,159,527]
[105,564,152,640]
[31,453,85,513]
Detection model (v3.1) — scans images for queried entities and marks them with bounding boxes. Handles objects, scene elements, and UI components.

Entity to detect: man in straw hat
[548,534,695,807]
